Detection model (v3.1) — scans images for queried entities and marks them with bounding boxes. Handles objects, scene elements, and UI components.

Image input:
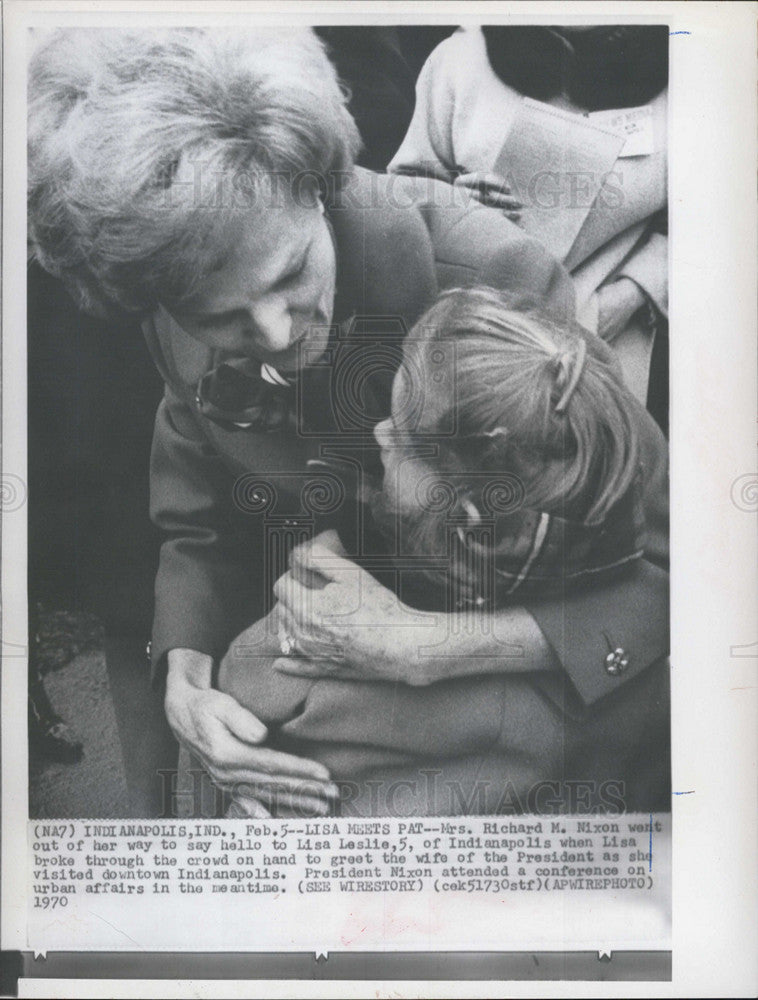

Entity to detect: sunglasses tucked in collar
[194,356,298,432]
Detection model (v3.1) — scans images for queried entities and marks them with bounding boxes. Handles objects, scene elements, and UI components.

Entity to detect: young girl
[367,285,644,608]
[218,287,669,817]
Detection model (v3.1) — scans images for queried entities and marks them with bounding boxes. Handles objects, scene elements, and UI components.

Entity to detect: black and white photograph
[2,2,757,995]
[26,19,670,822]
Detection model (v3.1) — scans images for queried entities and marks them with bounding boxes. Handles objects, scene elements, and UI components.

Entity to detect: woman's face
[165,185,336,372]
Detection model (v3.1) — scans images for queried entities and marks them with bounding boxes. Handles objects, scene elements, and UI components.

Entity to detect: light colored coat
[389,27,668,402]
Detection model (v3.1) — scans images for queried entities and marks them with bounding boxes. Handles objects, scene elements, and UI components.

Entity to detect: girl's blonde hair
[400,286,640,523]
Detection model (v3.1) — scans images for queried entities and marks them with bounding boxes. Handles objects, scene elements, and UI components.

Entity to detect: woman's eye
[277,260,307,289]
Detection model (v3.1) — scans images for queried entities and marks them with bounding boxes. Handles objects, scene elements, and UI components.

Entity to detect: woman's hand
[272,541,434,686]
[273,539,557,685]
[165,648,339,815]
[452,170,523,221]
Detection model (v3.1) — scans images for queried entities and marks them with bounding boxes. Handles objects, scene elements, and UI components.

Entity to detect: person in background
[314,27,416,172]
[390,26,669,434]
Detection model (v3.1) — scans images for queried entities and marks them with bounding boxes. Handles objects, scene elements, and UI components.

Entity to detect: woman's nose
[249,298,293,354]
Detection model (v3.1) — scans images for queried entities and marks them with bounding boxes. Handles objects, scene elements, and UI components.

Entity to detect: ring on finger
[279,632,297,656]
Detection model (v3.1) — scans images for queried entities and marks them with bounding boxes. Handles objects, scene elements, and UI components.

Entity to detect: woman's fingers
[222,737,334,784]
[228,788,332,820]
[216,694,268,744]
[453,172,523,212]
[275,577,338,643]
[278,605,341,659]
[243,787,333,816]
[227,796,271,819]
[289,540,358,580]
[453,170,515,194]
[273,655,346,679]
[198,728,338,798]
[166,680,335,804]
[471,189,523,211]
[204,715,334,784]
[213,760,338,800]
[273,571,314,620]
[230,770,340,802]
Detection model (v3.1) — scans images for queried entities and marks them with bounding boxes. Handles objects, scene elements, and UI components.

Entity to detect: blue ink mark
[670,31,691,36]
[673,790,695,795]
[649,813,653,872]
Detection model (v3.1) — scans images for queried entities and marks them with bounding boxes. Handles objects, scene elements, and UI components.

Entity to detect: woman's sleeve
[617,231,668,318]
[149,385,258,683]
[387,40,458,179]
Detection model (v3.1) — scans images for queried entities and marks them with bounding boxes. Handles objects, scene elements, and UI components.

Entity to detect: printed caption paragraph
[32,815,662,904]
[28,814,670,953]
